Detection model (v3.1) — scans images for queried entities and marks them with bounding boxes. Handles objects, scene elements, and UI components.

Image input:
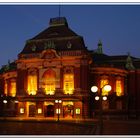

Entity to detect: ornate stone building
[0,17,140,119]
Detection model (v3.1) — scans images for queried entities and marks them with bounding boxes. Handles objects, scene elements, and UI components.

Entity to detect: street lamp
[55,99,62,122]
[3,100,7,104]
[91,84,111,134]
[14,100,18,103]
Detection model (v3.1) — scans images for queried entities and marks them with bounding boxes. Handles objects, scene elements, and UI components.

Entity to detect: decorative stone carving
[28,68,37,75]
[44,41,56,50]
[31,45,37,52]
[64,66,74,74]
[41,49,60,59]
[67,41,72,49]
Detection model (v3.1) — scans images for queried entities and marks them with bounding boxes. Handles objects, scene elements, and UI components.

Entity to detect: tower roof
[31,17,78,40]
[20,17,86,54]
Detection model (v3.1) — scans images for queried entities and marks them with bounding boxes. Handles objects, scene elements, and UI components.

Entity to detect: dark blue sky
[0,4,140,66]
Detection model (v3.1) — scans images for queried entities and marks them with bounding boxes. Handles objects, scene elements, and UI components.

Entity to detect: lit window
[100,79,109,96]
[63,74,74,94]
[27,75,37,95]
[56,109,61,114]
[62,101,73,106]
[45,82,55,95]
[116,80,123,96]
[76,108,80,114]
[20,108,24,114]
[42,69,56,95]
[38,108,42,114]
[4,81,8,95]
[10,80,16,97]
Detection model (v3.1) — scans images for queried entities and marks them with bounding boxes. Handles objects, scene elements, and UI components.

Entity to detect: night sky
[0,4,140,66]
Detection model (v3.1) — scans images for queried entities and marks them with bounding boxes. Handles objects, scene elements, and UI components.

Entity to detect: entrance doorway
[63,105,74,118]
[29,104,36,117]
[44,105,54,117]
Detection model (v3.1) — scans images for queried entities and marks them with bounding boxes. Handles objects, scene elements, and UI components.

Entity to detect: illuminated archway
[42,69,56,95]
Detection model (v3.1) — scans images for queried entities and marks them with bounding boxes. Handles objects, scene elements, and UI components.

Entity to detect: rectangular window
[10,81,16,97]
[4,81,8,95]
[63,74,74,94]
[20,108,24,114]
[76,108,80,114]
[27,75,37,95]
[45,82,55,95]
[56,109,61,114]
[37,108,42,114]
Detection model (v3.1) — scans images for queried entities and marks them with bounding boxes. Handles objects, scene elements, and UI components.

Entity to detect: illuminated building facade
[0,17,140,119]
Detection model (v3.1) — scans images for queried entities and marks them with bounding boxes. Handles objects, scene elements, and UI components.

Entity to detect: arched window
[42,69,56,95]
[27,69,37,95]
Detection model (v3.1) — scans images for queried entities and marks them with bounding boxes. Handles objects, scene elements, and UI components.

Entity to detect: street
[0,118,96,135]
[0,118,140,135]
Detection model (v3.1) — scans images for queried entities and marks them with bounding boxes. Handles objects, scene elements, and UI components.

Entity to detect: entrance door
[44,105,54,117]
[63,105,74,118]
[29,105,36,117]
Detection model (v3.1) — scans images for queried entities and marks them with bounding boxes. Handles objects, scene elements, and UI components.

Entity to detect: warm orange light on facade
[63,74,74,94]
[45,82,55,95]
[42,69,56,95]
[20,108,24,114]
[27,75,37,95]
[37,108,42,114]
[10,81,16,97]
[116,80,123,96]
[56,108,61,114]
[76,108,80,114]
[100,79,109,96]
[4,81,8,95]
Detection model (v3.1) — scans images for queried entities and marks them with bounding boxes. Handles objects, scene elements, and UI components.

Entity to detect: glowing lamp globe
[102,96,107,101]
[103,85,112,92]
[3,100,7,104]
[95,96,100,101]
[91,86,98,93]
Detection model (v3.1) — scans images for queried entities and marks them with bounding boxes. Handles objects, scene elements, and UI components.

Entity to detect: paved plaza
[0,117,140,135]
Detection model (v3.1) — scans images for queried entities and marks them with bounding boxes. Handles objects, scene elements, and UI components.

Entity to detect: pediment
[41,49,60,59]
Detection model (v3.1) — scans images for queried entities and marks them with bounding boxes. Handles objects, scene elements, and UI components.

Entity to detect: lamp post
[91,85,111,134]
[55,99,62,122]
[3,100,7,117]
[14,100,19,116]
